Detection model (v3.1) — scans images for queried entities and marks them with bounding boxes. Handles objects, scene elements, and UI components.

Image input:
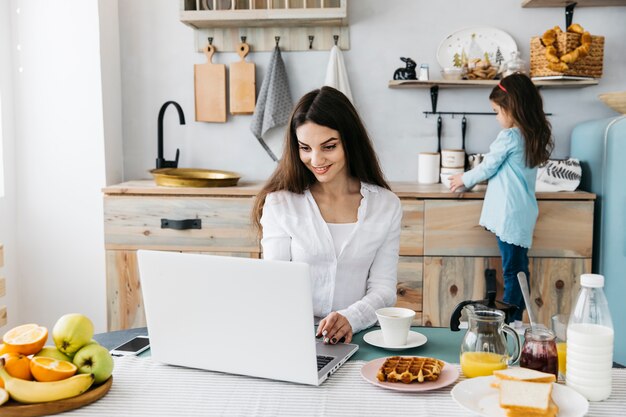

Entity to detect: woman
[251,86,402,345]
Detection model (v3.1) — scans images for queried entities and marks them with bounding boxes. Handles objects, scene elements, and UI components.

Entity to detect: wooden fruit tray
[1,377,112,417]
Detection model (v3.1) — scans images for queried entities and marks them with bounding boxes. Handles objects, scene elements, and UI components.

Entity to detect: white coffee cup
[440,173,466,192]
[375,307,415,346]
[441,149,465,168]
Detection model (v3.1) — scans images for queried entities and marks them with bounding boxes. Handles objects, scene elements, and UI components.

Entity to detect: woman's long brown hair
[251,86,389,233]
[489,73,554,168]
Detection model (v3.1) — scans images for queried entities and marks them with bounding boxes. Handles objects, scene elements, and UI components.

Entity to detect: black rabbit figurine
[393,57,417,80]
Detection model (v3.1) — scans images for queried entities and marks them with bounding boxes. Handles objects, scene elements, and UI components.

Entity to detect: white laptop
[137,250,359,386]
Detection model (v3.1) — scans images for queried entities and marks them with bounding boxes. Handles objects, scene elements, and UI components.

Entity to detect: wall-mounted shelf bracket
[565,2,577,28]
[430,86,439,113]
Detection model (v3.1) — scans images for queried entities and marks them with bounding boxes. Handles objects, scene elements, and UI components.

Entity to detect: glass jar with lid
[502,51,528,77]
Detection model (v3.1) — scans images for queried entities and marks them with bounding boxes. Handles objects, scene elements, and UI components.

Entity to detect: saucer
[363,330,427,351]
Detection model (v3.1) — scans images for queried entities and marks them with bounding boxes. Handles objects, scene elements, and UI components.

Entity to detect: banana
[0,359,94,404]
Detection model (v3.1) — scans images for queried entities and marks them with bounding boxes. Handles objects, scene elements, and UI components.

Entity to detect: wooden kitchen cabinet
[103,181,594,331]
[422,256,589,328]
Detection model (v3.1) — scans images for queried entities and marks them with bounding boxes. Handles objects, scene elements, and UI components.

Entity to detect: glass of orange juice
[552,314,568,380]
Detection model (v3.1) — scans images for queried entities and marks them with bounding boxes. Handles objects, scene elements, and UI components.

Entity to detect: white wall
[0,1,19,331]
[10,0,113,334]
[119,0,626,183]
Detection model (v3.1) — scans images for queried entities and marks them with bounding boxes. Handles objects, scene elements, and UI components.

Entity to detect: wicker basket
[598,91,626,114]
[530,32,604,78]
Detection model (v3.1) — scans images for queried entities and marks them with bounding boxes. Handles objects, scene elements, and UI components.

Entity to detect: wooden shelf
[522,0,626,7]
[179,0,349,51]
[388,79,599,89]
[180,0,347,29]
[180,9,347,28]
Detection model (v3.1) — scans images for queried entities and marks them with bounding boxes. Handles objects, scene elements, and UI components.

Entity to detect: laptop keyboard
[317,355,334,371]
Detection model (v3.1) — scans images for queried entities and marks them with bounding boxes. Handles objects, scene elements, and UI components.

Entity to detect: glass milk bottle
[566,274,614,401]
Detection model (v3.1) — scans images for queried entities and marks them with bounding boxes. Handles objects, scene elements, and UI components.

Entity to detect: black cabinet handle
[161,218,201,230]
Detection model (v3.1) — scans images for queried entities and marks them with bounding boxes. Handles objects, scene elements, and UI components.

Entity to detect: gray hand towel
[250,46,293,161]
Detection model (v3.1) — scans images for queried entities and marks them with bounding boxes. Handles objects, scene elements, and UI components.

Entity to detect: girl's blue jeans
[497,237,530,322]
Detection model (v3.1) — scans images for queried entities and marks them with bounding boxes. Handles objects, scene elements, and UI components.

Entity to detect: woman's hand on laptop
[316,312,353,344]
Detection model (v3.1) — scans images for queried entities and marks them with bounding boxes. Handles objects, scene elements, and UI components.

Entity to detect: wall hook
[275,36,280,47]
[240,36,247,43]
[309,35,314,50]
[207,37,213,46]
[333,35,339,46]
[565,2,577,28]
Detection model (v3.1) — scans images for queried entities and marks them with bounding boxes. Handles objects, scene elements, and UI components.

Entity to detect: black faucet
[156,101,186,169]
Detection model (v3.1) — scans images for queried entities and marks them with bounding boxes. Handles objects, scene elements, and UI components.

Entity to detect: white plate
[363,330,427,351]
[450,376,589,417]
[361,357,459,392]
[436,26,518,69]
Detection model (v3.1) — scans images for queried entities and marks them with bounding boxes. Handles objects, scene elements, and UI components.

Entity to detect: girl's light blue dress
[462,127,538,248]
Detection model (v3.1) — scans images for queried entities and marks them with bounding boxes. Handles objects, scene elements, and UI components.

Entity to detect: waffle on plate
[377,356,445,383]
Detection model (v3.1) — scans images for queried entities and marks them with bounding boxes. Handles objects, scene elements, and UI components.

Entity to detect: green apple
[73,344,114,384]
[34,345,73,362]
[52,313,94,355]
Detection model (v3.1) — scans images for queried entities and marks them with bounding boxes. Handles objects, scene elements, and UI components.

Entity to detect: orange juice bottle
[460,351,508,378]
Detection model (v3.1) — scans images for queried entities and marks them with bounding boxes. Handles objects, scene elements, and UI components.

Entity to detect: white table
[60,356,626,416]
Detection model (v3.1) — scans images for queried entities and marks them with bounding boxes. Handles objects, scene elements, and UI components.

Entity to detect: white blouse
[260,182,402,333]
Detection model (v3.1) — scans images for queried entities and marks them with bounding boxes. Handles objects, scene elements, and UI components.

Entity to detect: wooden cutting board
[194,45,226,123]
[229,42,256,115]
[1,376,112,417]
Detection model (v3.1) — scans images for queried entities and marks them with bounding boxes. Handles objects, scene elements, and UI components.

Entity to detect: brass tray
[150,168,241,187]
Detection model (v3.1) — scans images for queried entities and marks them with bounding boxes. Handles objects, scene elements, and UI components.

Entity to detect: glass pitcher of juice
[460,305,521,378]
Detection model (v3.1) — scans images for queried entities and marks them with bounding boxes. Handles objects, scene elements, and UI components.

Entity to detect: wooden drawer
[423,200,593,257]
[422,256,589,328]
[395,256,423,325]
[399,200,423,256]
[104,196,260,254]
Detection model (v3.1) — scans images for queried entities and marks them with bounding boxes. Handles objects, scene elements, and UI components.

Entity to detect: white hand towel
[324,45,353,103]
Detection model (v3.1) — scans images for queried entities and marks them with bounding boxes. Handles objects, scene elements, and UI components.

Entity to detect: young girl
[251,86,402,345]
[449,73,553,323]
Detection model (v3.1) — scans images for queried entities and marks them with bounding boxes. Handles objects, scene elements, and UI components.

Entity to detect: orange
[0,344,9,355]
[1,353,33,384]
[30,356,77,382]
[2,323,48,355]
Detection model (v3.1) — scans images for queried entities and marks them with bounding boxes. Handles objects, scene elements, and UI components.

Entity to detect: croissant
[542,29,556,47]
[548,61,569,72]
[567,23,585,34]
[553,25,563,34]
[577,43,590,58]
[581,31,592,46]
[561,49,580,64]
[545,46,560,63]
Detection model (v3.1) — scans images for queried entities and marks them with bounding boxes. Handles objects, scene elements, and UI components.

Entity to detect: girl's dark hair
[251,86,389,233]
[489,73,554,168]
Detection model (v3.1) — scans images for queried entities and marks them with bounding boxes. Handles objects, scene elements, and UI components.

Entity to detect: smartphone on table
[110,335,150,356]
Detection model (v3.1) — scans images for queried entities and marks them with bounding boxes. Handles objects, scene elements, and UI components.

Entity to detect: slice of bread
[493,367,556,383]
[505,397,559,417]
[499,380,553,413]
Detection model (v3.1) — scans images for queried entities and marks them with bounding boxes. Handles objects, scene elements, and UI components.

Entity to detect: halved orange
[30,356,77,382]
[1,352,33,385]
[2,324,48,355]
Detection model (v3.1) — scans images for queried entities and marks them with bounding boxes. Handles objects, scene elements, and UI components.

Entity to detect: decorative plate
[436,27,518,69]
